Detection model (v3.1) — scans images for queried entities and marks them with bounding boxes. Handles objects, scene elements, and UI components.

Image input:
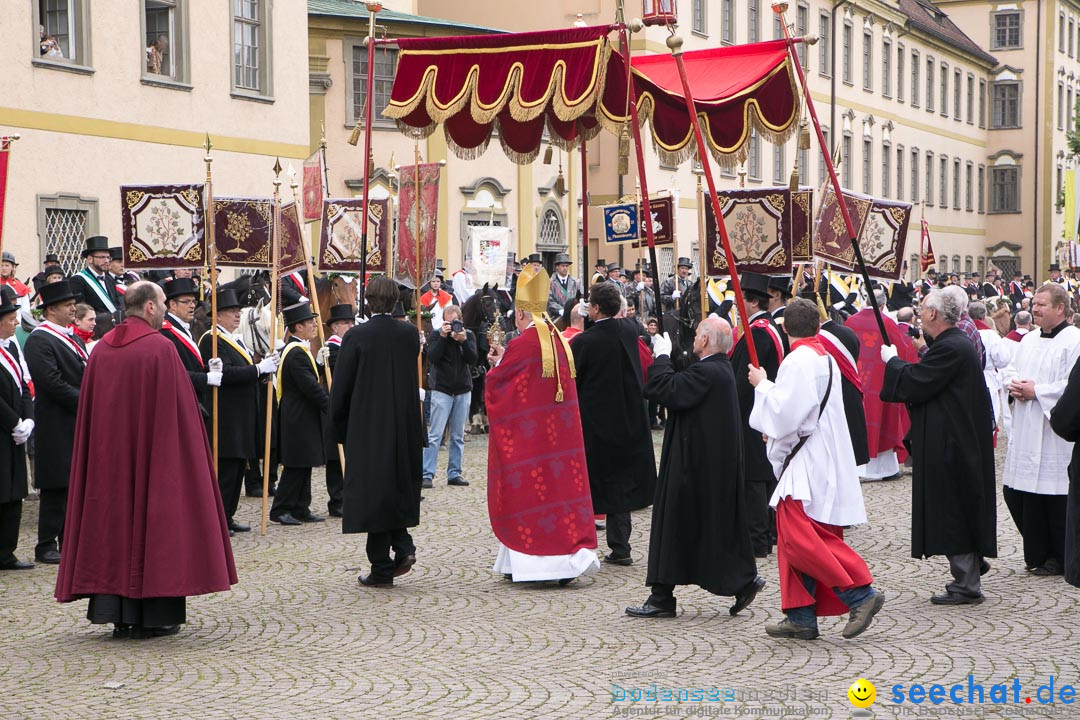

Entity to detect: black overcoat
[331,316,423,533]
[1048,359,1080,588]
[728,313,783,489]
[24,329,85,489]
[642,354,757,595]
[161,314,209,417]
[199,331,260,460]
[0,344,32,503]
[881,327,997,558]
[572,317,656,514]
[278,337,328,468]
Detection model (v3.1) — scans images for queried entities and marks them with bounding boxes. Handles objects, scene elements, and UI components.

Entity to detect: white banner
[468,225,512,288]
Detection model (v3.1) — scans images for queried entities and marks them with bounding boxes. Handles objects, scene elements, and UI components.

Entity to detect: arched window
[952,254,961,273]
[539,206,563,247]
[965,255,973,274]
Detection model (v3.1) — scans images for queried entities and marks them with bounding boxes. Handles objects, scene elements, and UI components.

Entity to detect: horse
[662,279,728,371]
[460,283,507,434]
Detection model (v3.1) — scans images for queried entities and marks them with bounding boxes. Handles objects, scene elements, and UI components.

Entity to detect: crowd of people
[1,234,1078,642]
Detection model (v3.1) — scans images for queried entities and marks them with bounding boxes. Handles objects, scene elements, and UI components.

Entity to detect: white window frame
[231,0,273,100]
[32,0,93,72]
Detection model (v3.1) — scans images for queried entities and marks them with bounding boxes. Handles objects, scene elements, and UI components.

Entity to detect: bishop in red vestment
[55,282,237,638]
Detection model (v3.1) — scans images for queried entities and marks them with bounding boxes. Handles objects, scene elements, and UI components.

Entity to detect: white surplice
[1000,324,1080,495]
[492,545,600,582]
[978,327,1013,426]
[749,344,867,527]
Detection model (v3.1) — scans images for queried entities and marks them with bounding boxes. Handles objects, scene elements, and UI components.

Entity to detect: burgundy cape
[56,317,237,603]
[847,308,917,461]
[486,325,597,556]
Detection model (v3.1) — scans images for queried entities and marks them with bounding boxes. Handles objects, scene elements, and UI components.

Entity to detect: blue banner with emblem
[602,203,639,244]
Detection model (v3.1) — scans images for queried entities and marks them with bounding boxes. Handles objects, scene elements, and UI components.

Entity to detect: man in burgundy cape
[55,281,236,638]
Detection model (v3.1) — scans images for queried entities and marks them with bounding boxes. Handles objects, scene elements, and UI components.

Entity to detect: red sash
[34,324,89,363]
[326,336,341,347]
[817,329,863,392]
[0,345,22,390]
[162,321,202,363]
[730,316,786,360]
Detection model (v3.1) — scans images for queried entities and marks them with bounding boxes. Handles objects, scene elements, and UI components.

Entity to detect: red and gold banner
[812,186,873,270]
[210,197,305,272]
[705,187,805,276]
[302,150,324,222]
[121,184,206,269]
[278,202,308,274]
[631,195,675,248]
[396,163,440,285]
[317,197,389,273]
[859,198,912,281]
[0,137,12,251]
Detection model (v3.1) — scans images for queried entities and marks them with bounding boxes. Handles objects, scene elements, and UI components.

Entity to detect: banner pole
[0,134,19,265]
[261,159,283,536]
[203,134,220,478]
[580,139,590,292]
[695,172,708,322]
[348,3,381,318]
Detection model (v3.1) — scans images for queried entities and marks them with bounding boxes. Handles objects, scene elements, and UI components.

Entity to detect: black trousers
[366,528,416,582]
[244,450,278,496]
[647,583,677,610]
[271,466,312,519]
[218,458,246,521]
[606,512,632,558]
[1003,487,1067,568]
[325,456,343,515]
[36,488,67,556]
[0,500,22,563]
[746,475,778,553]
[87,594,186,628]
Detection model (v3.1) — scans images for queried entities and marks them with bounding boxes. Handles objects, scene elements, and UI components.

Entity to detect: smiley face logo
[848,678,876,708]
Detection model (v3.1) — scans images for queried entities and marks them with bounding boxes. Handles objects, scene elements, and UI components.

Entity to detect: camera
[907,325,921,340]
[451,319,464,334]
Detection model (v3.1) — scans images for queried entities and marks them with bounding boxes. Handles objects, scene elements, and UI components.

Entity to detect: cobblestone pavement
[1,432,1077,720]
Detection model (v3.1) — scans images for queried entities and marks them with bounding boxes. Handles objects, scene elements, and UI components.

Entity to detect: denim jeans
[786,574,876,629]
[423,390,471,482]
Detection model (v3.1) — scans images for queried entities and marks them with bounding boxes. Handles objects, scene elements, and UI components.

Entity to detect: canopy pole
[262,159,284,536]
[695,172,708,322]
[580,139,589,292]
[202,134,219,478]
[663,33,759,366]
[773,4,890,346]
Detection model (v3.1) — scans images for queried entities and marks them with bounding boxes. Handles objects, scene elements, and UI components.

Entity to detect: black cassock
[572,317,656,515]
[278,337,328,468]
[198,332,260,460]
[331,316,423,534]
[1048,359,1080,588]
[820,319,870,466]
[642,354,757,596]
[24,330,86,490]
[0,346,32,504]
[881,327,996,559]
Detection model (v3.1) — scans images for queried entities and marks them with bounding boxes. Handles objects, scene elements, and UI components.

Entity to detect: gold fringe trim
[533,312,555,380]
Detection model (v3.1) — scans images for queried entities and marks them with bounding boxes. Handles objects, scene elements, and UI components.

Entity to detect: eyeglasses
[91,254,111,261]
[174,298,198,306]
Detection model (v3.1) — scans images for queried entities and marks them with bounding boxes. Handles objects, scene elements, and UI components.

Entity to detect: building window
[939,155,947,208]
[818,12,829,74]
[749,0,760,43]
[926,57,935,112]
[991,81,1021,128]
[37,193,99,275]
[990,166,1020,212]
[34,0,91,67]
[538,206,563,247]
[992,11,1022,50]
[842,21,853,84]
[979,79,987,127]
[911,50,920,107]
[965,162,974,211]
[882,37,892,97]
[952,255,961,274]
[797,4,809,68]
[1071,17,1076,56]
[966,75,975,124]
[953,158,961,209]
[953,69,962,120]
[351,45,398,126]
[911,148,920,203]
[773,144,786,185]
[748,131,761,180]
[861,139,872,194]
[897,44,905,102]
[142,0,188,83]
[720,163,735,179]
[978,165,985,213]
[842,134,852,188]
[1061,13,1067,53]
[896,144,904,201]
[798,144,809,187]
[882,143,891,199]
[1069,87,1075,130]
[964,256,973,274]
[773,14,783,40]
[722,0,734,43]
[1060,83,1066,130]
[925,151,934,205]
[1058,166,1064,213]
[862,31,872,90]
[940,63,948,116]
[693,0,707,35]
[977,256,986,277]
[819,127,831,185]
[232,0,270,95]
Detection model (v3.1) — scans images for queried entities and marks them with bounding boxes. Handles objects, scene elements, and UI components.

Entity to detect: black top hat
[554,252,572,265]
[525,253,542,264]
[391,300,406,318]
[927,268,937,275]
[676,257,693,268]
[43,264,64,278]
[44,253,59,264]
[595,258,606,267]
[108,247,123,262]
[215,289,243,311]
[81,236,110,258]
[0,286,16,305]
[1050,263,1062,271]
[38,279,76,307]
[739,272,771,299]
[163,277,199,300]
[327,304,355,324]
[0,290,16,317]
[435,258,446,271]
[283,301,317,326]
[768,276,792,296]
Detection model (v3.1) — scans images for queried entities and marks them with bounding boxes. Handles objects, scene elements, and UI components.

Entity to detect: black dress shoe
[753,547,770,559]
[112,623,132,639]
[358,574,393,588]
[0,559,34,570]
[730,576,766,616]
[603,553,633,566]
[421,478,433,489]
[271,513,302,526]
[980,559,991,576]
[136,624,181,639]
[1029,558,1064,576]
[393,554,416,577]
[930,591,984,605]
[296,513,325,523]
[625,602,676,618]
[328,508,343,518]
[228,520,251,533]
[36,549,61,564]
[447,477,469,486]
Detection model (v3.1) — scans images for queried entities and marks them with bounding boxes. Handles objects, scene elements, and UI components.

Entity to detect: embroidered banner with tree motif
[811,185,873,270]
[317,197,389,273]
[396,163,440,286]
[857,198,912,281]
[704,187,803,276]
[211,197,306,273]
[121,184,206,269]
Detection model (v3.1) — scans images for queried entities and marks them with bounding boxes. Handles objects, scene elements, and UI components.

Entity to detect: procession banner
[920,218,936,272]
[396,163,440,286]
[0,138,11,251]
[121,183,206,269]
[302,150,325,222]
[278,202,307,273]
[857,198,912,281]
[789,188,813,263]
[317,197,389,273]
[211,197,305,272]
[704,186,799,276]
[602,203,639,244]
[811,185,873,270]
[630,195,675,248]
[468,225,512,288]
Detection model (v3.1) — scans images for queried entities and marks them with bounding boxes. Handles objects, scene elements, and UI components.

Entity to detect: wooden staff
[0,134,20,262]
[413,141,424,415]
[580,139,590,290]
[202,134,219,476]
[696,172,708,322]
[349,2,381,318]
[261,158,283,536]
[635,180,646,315]
[290,169,345,472]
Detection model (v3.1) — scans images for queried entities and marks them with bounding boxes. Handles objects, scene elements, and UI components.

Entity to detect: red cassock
[55,317,237,603]
[846,309,918,461]
[485,325,597,556]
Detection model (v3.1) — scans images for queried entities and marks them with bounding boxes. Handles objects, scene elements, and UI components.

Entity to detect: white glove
[316,345,330,366]
[652,332,673,358]
[12,418,33,445]
[880,344,898,363]
[575,301,589,318]
[671,289,681,300]
[636,282,645,291]
[207,371,223,387]
[208,357,223,373]
[274,339,285,352]
[256,355,278,374]
[419,387,426,402]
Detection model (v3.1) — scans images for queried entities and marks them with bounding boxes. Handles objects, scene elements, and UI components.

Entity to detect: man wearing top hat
[24,279,87,565]
[524,253,543,275]
[0,252,31,315]
[420,270,454,328]
[107,247,139,297]
[199,285,278,534]
[767,276,793,354]
[729,272,787,558]
[161,277,221,419]
[0,289,35,571]
[606,262,622,286]
[68,236,122,327]
[270,302,329,526]
[547,253,581,320]
[591,259,608,286]
[660,257,693,312]
[318,304,355,517]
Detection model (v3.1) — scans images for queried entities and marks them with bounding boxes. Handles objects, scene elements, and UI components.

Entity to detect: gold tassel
[798,120,811,150]
[618,123,630,176]
[369,148,376,176]
[348,122,362,147]
[788,164,800,193]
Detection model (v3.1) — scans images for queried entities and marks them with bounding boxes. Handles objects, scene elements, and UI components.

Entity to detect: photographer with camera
[422,305,477,489]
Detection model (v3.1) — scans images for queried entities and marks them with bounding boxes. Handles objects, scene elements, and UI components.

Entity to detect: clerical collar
[1041,320,1071,339]
[166,312,191,333]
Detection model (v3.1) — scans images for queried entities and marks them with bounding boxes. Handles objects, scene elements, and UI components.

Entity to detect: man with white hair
[967,301,1013,431]
[1005,311,1033,343]
[881,288,997,605]
[1000,283,1080,576]
[937,285,986,368]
